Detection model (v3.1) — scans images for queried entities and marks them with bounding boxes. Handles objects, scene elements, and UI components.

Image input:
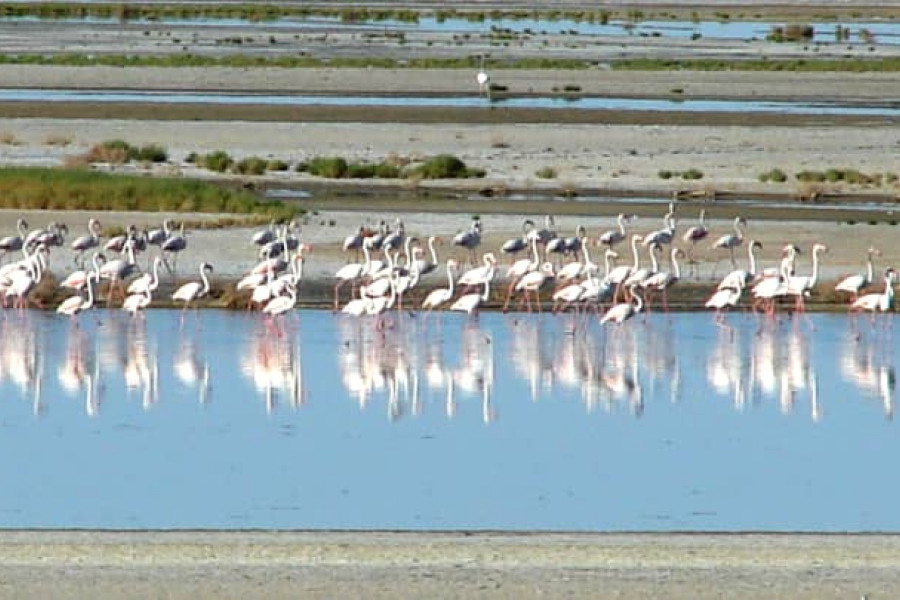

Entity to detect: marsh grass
[0,132,21,146]
[0,167,296,219]
[43,134,74,147]
[2,52,898,72]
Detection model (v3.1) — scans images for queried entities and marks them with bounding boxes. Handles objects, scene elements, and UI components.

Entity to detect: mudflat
[0,531,898,599]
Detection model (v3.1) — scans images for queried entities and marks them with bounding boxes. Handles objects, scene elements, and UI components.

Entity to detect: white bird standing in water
[476,55,490,99]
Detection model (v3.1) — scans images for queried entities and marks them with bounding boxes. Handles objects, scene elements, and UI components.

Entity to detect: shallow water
[0,309,897,531]
[2,14,898,46]
[1,88,897,116]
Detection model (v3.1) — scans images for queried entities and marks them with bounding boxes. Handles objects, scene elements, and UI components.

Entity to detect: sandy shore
[0,531,897,599]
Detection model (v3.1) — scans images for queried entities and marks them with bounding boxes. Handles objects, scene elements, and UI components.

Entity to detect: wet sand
[0,531,898,599]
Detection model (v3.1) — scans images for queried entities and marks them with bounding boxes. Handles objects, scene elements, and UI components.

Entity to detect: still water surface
[0,309,896,531]
[2,88,897,116]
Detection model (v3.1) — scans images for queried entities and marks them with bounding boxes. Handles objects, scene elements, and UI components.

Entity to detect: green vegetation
[1,52,898,72]
[198,150,233,173]
[409,155,484,179]
[796,168,885,185]
[233,156,268,176]
[296,155,480,180]
[657,168,703,180]
[83,139,167,164]
[759,168,788,182]
[0,167,296,219]
[657,170,673,180]
[535,166,558,179]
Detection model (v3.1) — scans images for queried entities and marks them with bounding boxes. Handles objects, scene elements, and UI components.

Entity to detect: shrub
[681,168,703,180]
[199,150,233,173]
[658,169,673,179]
[135,144,167,163]
[535,166,558,179]
[307,156,348,178]
[759,168,787,182]
[233,156,268,175]
[373,162,401,178]
[346,162,376,178]
[184,151,198,163]
[266,159,289,171]
[414,154,470,179]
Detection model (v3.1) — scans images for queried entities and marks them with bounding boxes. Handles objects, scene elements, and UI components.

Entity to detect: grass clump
[759,168,787,183]
[681,168,704,180]
[233,156,268,175]
[410,154,484,179]
[84,139,168,164]
[198,150,233,173]
[535,166,558,179]
[0,167,297,219]
[658,169,673,180]
[307,156,349,178]
[266,159,290,172]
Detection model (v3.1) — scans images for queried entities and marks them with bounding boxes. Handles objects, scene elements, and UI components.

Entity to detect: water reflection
[2,310,900,531]
[0,310,895,423]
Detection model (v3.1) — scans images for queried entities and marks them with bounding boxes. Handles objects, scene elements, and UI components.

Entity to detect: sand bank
[0,531,897,599]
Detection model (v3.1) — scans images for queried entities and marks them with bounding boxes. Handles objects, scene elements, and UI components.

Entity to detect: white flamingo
[172,262,213,321]
[835,246,880,300]
[711,216,747,275]
[57,272,97,318]
[421,259,458,311]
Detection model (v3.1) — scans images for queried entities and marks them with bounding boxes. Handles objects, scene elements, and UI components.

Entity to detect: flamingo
[527,214,557,246]
[600,287,644,325]
[607,234,643,301]
[705,286,743,324]
[252,219,278,246]
[98,239,139,305]
[641,247,684,311]
[450,277,491,316]
[457,252,497,289]
[501,219,535,260]
[453,219,482,265]
[681,209,709,274]
[711,216,747,275]
[413,236,441,278]
[122,287,153,317]
[785,243,828,312]
[0,218,28,262]
[836,246,880,300]
[172,262,213,320]
[642,207,676,249]
[126,256,165,296]
[421,259,458,311]
[70,218,102,267]
[599,213,633,250]
[161,222,187,275]
[509,262,555,313]
[851,268,896,314]
[333,238,373,310]
[718,240,763,292]
[57,272,98,318]
[59,252,105,291]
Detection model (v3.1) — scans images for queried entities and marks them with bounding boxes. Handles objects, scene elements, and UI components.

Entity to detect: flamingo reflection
[174,334,211,404]
[241,321,303,413]
[841,334,895,420]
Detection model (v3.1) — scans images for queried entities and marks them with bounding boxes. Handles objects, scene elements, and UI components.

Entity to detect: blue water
[1,88,896,116]
[0,308,896,531]
[2,14,897,45]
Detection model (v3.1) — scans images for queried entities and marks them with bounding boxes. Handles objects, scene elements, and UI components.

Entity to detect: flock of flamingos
[0,205,894,327]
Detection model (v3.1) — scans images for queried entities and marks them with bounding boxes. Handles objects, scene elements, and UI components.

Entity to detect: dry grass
[0,132,21,146]
[43,134,73,147]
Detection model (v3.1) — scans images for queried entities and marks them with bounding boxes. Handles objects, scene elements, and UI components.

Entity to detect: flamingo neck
[481,278,491,301]
[428,237,438,264]
[866,253,874,284]
[748,244,758,275]
[631,237,641,269]
[671,250,681,279]
[618,214,626,235]
[648,246,659,272]
[446,264,455,295]
[809,247,823,286]
[85,275,95,309]
[200,267,210,295]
